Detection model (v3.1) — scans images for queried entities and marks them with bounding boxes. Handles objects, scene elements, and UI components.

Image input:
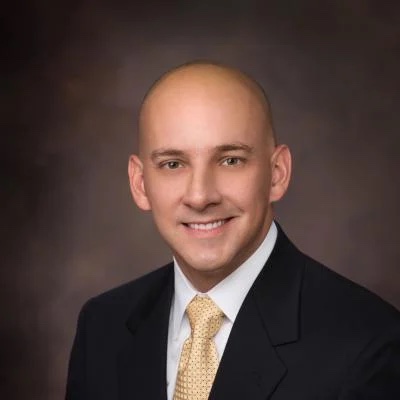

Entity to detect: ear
[128,155,151,211]
[269,144,292,203]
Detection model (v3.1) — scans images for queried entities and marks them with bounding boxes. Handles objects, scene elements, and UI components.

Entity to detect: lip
[182,217,233,237]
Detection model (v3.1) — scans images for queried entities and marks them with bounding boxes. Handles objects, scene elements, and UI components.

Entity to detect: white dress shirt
[166,221,278,399]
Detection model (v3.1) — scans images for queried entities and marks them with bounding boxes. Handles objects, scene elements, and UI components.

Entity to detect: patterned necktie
[174,295,224,400]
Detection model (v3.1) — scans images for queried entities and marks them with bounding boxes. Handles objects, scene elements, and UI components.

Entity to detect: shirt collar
[171,221,278,336]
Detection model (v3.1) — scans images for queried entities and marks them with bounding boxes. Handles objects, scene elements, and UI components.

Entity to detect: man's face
[130,71,287,290]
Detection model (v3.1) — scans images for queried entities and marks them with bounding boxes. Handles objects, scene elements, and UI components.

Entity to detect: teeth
[188,220,226,231]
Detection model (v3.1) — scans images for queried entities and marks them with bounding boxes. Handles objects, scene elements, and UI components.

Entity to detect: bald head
[129,62,292,290]
[138,62,276,152]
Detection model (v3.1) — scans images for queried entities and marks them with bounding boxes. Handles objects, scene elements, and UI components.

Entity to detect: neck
[182,267,232,293]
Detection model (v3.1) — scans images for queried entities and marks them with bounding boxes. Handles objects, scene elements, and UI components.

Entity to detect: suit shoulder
[301,253,400,330]
[82,262,173,313]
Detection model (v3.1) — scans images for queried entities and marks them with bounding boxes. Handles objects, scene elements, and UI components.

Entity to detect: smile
[185,219,229,231]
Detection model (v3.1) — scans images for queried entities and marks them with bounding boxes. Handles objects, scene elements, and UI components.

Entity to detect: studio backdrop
[2,1,399,399]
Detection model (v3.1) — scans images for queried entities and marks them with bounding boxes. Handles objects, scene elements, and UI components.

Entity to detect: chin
[182,254,235,275]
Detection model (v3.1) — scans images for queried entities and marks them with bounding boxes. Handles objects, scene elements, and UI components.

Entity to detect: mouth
[183,218,233,233]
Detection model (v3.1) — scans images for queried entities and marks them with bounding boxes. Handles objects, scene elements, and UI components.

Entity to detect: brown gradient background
[2,1,400,399]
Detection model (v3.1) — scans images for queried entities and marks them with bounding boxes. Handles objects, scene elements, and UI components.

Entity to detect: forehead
[139,71,269,152]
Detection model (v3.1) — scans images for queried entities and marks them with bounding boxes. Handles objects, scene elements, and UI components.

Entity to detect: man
[66,62,400,399]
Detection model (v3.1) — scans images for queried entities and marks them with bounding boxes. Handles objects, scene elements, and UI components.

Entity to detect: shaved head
[129,60,291,290]
[138,61,276,152]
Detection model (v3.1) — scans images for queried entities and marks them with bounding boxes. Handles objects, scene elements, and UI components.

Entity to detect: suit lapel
[209,295,287,400]
[117,265,174,400]
[210,227,304,399]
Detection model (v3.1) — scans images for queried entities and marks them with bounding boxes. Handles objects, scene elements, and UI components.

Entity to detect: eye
[222,157,242,166]
[161,160,182,169]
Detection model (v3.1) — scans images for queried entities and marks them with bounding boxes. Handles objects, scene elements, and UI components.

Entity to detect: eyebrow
[150,142,255,161]
[214,142,255,153]
[150,149,186,161]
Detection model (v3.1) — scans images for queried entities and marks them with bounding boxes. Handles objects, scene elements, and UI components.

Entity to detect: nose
[182,165,222,211]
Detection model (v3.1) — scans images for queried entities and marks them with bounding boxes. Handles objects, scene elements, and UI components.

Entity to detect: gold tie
[174,295,224,400]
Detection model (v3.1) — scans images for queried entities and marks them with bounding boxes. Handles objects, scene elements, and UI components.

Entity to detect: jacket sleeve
[339,328,400,399]
[65,302,90,400]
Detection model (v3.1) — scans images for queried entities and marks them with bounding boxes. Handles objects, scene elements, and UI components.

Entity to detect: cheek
[251,168,272,200]
[144,175,182,213]
[220,169,270,204]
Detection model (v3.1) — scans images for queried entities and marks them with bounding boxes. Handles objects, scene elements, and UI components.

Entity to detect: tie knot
[186,295,224,339]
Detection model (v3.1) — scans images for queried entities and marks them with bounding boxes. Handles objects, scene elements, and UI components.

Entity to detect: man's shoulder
[301,252,400,331]
[80,262,173,319]
[274,226,400,328]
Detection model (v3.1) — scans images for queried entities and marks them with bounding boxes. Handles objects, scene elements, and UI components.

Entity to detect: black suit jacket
[66,227,400,399]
